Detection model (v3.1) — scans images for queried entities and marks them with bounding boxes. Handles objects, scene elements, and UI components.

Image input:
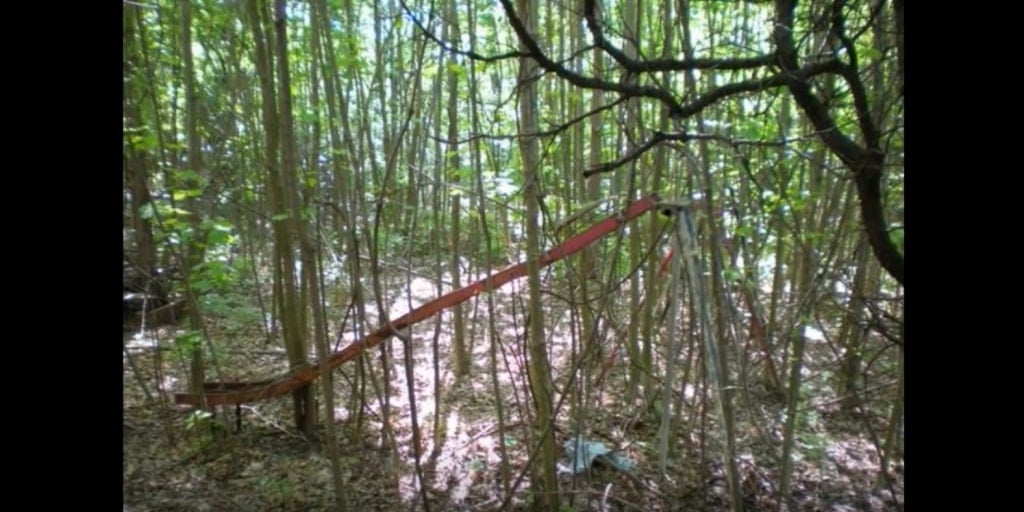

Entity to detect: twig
[240,405,304,439]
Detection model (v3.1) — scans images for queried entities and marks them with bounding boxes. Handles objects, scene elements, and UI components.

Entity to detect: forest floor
[123,269,903,511]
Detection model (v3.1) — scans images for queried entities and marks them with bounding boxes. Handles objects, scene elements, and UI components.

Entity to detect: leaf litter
[124,271,902,511]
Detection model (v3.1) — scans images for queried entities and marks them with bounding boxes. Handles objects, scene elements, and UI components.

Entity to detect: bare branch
[675,59,841,118]
[583,131,784,178]
[893,0,904,95]
[500,0,847,124]
[829,0,882,148]
[123,0,159,8]
[497,0,688,116]
[428,96,628,145]
[773,0,865,167]
[774,0,903,286]
[583,132,676,178]
[582,0,772,74]
[399,0,524,63]
[537,96,630,138]
[633,55,775,74]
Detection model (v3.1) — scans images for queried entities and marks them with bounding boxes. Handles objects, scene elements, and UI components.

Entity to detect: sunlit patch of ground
[124,268,901,511]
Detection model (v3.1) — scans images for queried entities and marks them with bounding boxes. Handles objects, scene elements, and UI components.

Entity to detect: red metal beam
[175,194,660,406]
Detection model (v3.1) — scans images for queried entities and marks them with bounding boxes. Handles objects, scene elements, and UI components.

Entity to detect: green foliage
[336,33,365,72]
[185,409,214,432]
[722,266,743,283]
[256,475,295,503]
[125,126,159,152]
[468,210,512,263]
[139,202,193,235]
[203,218,235,247]
[175,327,229,365]
[170,169,205,189]
[202,288,264,336]
[734,224,755,238]
[173,330,204,363]
[889,227,904,253]
[796,406,822,431]
[190,260,233,293]
[121,0,905,507]
[184,409,220,450]
[446,62,467,80]
[138,185,241,301]
[797,432,829,461]
[375,224,429,259]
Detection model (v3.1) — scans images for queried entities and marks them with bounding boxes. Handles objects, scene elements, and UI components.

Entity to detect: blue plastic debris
[563,436,636,474]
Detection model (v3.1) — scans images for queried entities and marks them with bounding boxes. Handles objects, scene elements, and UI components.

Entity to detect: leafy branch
[406,0,904,287]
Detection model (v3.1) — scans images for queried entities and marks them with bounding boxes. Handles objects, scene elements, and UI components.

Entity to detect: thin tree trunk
[308,3,349,507]
[446,0,469,381]
[468,0,513,492]
[272,0,316,436]
[516,0,559,507]
[680,2,743,508]
[179,0,207,406]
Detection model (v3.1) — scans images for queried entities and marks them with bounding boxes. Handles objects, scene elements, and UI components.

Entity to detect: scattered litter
[563,436,635,474]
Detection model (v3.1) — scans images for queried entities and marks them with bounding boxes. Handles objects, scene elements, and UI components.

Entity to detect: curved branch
[641,55,774,73]
[501,0,844,123]
[583,131,785,177]
[893,0,904,95]
[675,59,841,118]
[774,1,863,165]
[399,0,524,62]
[490,0,903,286]
[583,0,772,73]
[431,96,629,145]
[829,0,881,148]
[774,0,903,286]
[583,131,678,177]
[497,0,688,116]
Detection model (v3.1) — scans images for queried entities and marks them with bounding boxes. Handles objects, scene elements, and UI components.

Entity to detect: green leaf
[301,205,317,220]
[138,203,157,220]
[173,330,203,361]
[860,46,883,60]
[173,168,202,184]
[210,219,233,232]
[723,267,742,282]
[447,62,466,79]
[889,227,904,251]
[739,120,762,140]
[185,410,213,431]
[172,189,202,201]
[206,227,233,247]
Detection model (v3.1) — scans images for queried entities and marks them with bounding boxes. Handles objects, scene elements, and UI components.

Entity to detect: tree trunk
[307,2,349,506]
[179,0,206,403]
[516,0,559,508]
[272,0,317,436]
[446,0,469,380]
